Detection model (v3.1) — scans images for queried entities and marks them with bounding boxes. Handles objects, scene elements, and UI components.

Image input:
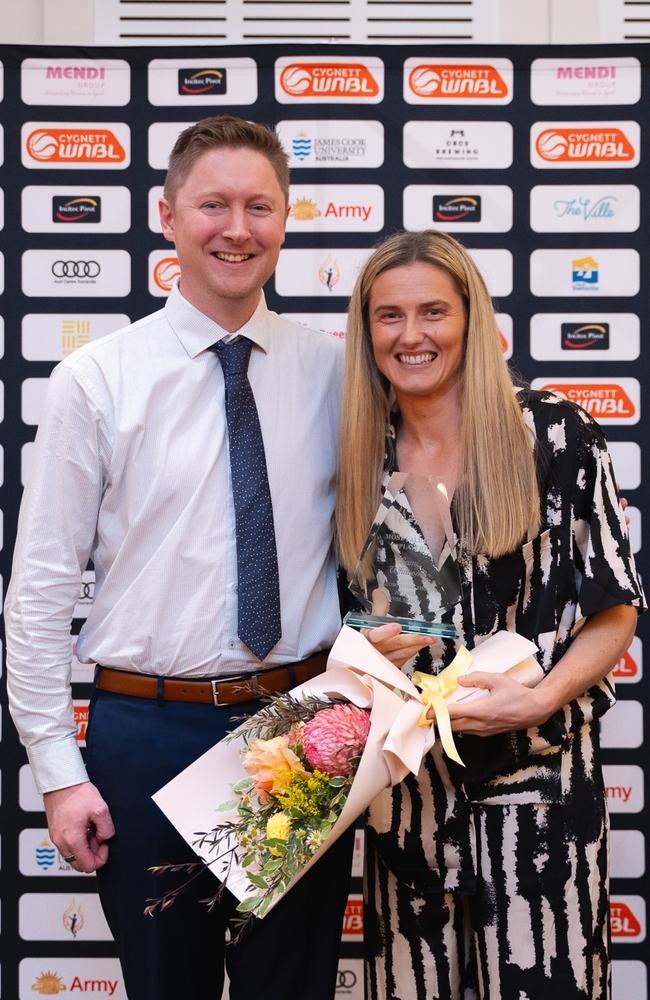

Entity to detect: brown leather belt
[95,651,329,707]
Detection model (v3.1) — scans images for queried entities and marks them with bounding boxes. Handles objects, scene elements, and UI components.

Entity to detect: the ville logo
[292,131,312,160]
[553,195,616,223]
[25,126,127,164]
[534,126,637,164]
[433,194,481,223]
[153,256,181,293]
[52,195,101,223]
[405,59,513,103]
[276,57,383,103]
[35,838,56,871]
[319,257,341,292]
[63,898,85,938]
[536,381,638,421]
[177,67,226,95]
[571,255,599,290]
[561,322,609,350]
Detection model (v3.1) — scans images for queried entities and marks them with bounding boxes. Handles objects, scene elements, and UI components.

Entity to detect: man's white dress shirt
[5,286,344,793]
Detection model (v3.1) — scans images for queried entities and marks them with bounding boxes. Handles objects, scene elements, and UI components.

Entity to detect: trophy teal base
[343,612,457,640]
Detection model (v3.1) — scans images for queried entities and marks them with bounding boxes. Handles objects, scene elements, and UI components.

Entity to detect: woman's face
[368,261,466,404]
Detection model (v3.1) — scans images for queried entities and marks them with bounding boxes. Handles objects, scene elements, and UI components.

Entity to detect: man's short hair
[163,115,290,204]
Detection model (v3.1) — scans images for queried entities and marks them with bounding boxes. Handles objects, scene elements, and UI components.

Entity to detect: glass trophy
[344,472,461,640]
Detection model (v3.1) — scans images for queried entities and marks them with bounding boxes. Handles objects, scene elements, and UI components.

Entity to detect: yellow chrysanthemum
[266,812,292,842]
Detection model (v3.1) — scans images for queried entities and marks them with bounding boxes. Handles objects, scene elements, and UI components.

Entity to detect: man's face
[159,146,288,329]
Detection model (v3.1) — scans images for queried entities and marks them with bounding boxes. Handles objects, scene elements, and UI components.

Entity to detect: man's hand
[43,782,115,873]
[365,622,442,669]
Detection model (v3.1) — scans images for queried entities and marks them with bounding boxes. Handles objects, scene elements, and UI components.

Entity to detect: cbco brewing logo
[408,63,509,98]
[26,127,126,163]
[535,127,635,163]
[154,256,181,292]
[280,62,379,98]
[177,67,226,95]
[52,196,101,223]
[542,382,636,419]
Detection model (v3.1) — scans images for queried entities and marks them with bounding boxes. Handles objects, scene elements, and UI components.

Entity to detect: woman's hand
[364,622,442,669]
[446,672,555,736]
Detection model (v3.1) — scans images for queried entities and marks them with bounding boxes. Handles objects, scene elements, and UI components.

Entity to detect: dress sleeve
[571,411,646,619]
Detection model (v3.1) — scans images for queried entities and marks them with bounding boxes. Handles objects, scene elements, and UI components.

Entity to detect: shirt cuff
[27,736,89,795]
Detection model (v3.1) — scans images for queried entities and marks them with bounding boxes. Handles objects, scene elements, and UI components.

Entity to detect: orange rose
[243,736,306,802]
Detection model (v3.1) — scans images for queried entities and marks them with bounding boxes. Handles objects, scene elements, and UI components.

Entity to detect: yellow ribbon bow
[412,646,474,767]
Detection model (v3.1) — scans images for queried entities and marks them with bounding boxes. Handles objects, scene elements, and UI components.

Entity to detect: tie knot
[212,337,253,376]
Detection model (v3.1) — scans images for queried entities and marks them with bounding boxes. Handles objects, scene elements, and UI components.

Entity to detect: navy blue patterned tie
[212,338,282,660]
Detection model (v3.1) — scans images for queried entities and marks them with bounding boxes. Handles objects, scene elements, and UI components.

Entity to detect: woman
[336,230,644,1000]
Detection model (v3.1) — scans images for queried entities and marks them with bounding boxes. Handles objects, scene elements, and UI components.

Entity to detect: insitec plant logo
[276,57,383,103]
[433,194,481,223]
[52,195,101,223]
[177,67,226,95]
[405,58,513,104]
[23,123,130,169]
[561,322,609,350]
[531,122,639,168]
[571,255,599,290]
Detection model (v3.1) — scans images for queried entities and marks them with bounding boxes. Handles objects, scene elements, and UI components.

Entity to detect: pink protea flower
[303,704,371,777]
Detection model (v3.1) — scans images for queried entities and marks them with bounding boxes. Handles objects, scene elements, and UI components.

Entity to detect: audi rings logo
[337,970,357,989]
[52,259,101,279]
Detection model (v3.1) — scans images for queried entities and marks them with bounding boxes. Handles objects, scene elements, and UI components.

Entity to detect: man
[6,117,351,1000]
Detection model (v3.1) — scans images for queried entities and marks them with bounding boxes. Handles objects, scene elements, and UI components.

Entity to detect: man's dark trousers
[86,687,353,1000]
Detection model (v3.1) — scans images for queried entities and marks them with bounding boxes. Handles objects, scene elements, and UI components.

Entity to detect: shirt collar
[164,282,271,359]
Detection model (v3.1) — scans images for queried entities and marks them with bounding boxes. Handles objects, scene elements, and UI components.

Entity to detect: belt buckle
[210,679,223,707]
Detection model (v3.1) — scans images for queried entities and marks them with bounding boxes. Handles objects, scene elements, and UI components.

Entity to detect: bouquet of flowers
[199,696,371,920]
[152,626,541,924]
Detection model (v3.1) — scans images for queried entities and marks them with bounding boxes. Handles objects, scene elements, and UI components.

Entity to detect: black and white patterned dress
[362,389,645,1000]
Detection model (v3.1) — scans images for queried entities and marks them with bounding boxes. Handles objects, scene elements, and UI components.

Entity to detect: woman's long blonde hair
[336,230,540,572]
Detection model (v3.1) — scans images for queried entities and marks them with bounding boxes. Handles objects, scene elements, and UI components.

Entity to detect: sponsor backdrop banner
[0,42,648,999]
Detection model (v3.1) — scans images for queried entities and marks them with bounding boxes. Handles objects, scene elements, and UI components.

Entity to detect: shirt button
[228,640,236,649]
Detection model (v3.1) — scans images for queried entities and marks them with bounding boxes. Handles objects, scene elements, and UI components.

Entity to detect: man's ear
[159,197,175,243]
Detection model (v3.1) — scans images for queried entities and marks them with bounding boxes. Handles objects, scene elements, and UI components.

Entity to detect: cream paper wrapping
[153,626,541,912]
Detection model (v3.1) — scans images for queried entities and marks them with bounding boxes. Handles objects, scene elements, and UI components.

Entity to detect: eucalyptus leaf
[237,896,263,914]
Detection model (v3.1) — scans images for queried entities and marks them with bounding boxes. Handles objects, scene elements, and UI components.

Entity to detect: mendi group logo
[275,57,384,103]
[404,57,513,104]
[22,122,130,169]
[531,377,640,424]
[531,121,639,168]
